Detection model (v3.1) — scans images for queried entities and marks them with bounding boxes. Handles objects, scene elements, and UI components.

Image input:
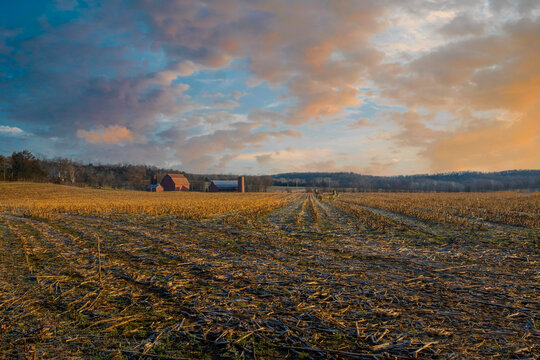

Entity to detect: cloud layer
[0,0,538,174]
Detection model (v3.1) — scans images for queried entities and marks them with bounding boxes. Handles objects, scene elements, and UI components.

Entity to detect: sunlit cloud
[77,125,135,144]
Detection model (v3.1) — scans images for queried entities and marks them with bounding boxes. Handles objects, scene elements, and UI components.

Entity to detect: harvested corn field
[0,183,538,359]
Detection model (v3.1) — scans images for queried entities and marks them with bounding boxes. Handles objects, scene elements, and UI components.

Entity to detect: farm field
[0,183,538,359]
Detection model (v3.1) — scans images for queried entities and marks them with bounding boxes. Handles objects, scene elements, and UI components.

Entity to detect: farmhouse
[160,173,190,191]
[146,183,163,192]
[209,176,245,192]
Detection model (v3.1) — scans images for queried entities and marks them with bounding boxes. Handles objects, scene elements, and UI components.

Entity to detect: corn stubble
[0,183,538,359]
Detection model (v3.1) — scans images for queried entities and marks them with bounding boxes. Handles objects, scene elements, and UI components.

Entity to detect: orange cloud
[292,84,361,122]
[378,17,540,172]
[77,125,135,144]
[424,108,540,172]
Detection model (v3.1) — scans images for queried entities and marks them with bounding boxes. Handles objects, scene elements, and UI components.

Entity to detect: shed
[209,179,239,192]
[146,184,163,192]
[161,174,190,191]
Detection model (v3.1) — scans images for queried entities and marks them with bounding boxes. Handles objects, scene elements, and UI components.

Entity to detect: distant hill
[272,170,540,192]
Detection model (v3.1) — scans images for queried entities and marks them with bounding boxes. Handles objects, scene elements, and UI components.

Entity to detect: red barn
[160,174,190,191]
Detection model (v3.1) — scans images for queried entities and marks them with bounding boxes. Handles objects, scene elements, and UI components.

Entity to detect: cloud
[255,154,273,164]
[233,90,247,100]
[274,129,302,138]
[201,92,226,98]
[211,99,240,109]
[347,118,371,129]
[363,158,398,175]
[248,109,286,125]
[388,110,441,147]
[423,108,540,172]
[156,121,302,172]
[239,147,331,163]
[138,1,387,124]
[376,16,540,172]
[0,1,392,172]
[301,160,362,173]
[77,125,135,144]
[181,111,247,131]
[2,1,539,174]
[379,17,540,109]
[437,13,485,37]
[0,125,29,137]
[240,147,364,173]
[489,0,540,15]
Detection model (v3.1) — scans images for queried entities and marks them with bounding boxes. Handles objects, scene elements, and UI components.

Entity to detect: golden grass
[0,182,295,220]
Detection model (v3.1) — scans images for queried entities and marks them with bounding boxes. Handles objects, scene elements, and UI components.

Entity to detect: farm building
[209,176,245,192]
[160,173,190,191]
[146,184,163,192]
[146,175,163,192]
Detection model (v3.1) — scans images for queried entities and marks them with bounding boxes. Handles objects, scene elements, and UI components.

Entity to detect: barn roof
[166,174,189,183]
[211,180,238,188]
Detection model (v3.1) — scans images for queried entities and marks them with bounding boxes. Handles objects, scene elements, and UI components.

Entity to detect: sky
[1,0,539,175]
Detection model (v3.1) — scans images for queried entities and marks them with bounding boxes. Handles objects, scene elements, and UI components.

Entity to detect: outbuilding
[209,177,245,192]
[160,174,190,191]
[146,183,164,192]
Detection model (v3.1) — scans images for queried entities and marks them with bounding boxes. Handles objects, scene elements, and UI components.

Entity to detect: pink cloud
[77,125,135,144]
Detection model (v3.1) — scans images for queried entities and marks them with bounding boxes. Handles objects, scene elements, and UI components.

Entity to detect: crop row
[333,200,402,231]
[342,192,539,229]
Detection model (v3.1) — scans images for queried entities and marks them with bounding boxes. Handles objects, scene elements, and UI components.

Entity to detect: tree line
[273,171,540,192]
[1,151,538,192]
[0,150,273,191]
